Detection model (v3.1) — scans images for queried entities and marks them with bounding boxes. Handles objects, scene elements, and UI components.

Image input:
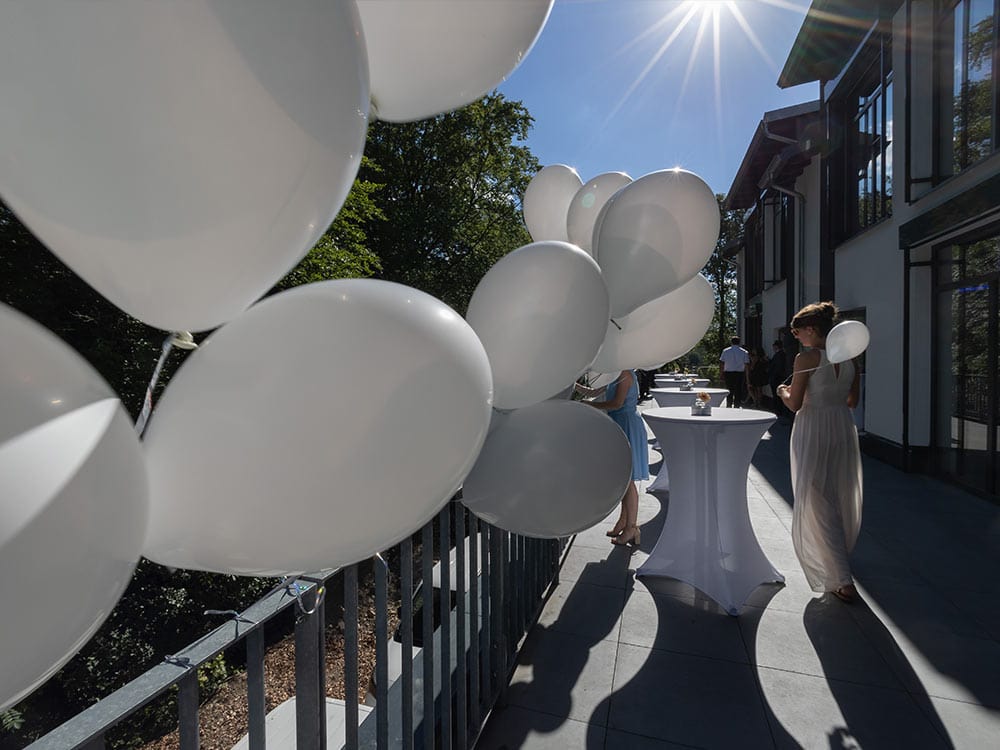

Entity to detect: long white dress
[790,350,863,592]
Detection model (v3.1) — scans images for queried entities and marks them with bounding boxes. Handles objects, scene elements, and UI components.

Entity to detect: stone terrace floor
[476,406,1000,749]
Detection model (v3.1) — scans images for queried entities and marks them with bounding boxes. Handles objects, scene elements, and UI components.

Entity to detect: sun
[606,0,808,130]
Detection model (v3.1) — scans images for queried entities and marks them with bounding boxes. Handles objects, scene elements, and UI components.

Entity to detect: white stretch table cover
[650,387,729,408]
[645,388,730,492]
[656,376,710,388]
[654,374,692,385]
[637,407,783,615]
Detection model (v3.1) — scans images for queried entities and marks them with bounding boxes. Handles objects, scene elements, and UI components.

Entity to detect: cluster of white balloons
[0,0,554,711]
[460,163,722,538]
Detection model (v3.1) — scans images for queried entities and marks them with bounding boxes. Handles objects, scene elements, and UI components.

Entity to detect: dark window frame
[827,28,894,245]
[933,0,999,181]
[931,218,1000,497]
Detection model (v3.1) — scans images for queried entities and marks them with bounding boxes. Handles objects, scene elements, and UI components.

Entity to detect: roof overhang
[778,0,903,88]
[724,100,821,211]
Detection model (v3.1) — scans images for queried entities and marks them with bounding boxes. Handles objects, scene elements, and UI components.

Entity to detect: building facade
[726,0,1000,500]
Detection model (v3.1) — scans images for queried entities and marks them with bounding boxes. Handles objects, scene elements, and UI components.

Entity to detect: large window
[745,206,764,298]
[934,226,1000,496]
[938,0,997,176]
[829,31,893,243]
[777,192,795,280]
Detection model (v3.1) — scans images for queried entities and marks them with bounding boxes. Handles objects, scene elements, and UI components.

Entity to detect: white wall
[762,280,787,341]
[834,221,902,442]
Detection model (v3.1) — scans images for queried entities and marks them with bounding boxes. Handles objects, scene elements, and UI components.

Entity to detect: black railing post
[401,537,415,750]
[421,523,435,749]
[177,673,199,750]
[454,505,468,750]
[246,629,266,750]
[295,584,325,750]
[374,554,389,749]
[468,515,481,729]
[344,566,359,749]
[438,504,452,750]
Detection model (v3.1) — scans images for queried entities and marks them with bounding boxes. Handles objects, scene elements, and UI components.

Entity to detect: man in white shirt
[719,336,750,408]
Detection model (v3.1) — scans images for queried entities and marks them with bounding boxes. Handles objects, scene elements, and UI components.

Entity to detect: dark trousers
[723,370,744,408]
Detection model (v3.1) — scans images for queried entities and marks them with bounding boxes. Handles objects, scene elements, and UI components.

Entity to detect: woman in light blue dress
[575,369,649,546]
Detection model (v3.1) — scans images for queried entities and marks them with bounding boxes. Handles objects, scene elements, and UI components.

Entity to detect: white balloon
[566,172,632,254]
[358,0,552,122]
[591,274,716,372]
[143,280,493,576]
[462,400,631,538]
[466,241,609,410]
[0,305,147,710]
[595,169,720,318]
[522,165,583,243]
[0,1,369,332]
[826,320,870,364]
[585,371,622,389]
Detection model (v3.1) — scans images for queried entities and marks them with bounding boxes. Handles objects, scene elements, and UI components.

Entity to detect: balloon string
[286,578,326,616]
[135,331,198,438]
[781,361,838,386]
[135,335,175,438]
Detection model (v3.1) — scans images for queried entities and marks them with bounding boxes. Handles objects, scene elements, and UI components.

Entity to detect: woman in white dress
[776,302,863,602]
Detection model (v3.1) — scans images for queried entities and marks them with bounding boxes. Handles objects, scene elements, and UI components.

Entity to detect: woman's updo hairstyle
[791,301,838,336]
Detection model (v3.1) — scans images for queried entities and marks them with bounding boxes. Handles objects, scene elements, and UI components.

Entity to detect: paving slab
[505,627,619,725]
[475,705,604,750]
[606,644,773,748]
[477,419,1000,749]
[756,666,951,749]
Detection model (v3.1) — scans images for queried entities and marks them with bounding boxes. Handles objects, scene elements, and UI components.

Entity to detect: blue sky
[498,0,820,196]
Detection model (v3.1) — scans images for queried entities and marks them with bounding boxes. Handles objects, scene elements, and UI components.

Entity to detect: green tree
[274,157,385,290]
[702,194,743,355]
[360,92,538,313]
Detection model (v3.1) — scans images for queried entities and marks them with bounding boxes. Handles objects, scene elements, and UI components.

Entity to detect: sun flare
[606,0,809,130]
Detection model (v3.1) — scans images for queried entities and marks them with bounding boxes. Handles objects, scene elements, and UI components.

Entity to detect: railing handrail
[22,501,566,750]
[25,572,336,750]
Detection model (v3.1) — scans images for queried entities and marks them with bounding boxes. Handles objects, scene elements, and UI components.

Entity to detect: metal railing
[26,497,566,750]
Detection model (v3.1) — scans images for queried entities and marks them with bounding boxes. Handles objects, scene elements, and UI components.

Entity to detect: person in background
[747,347,770,407]
[768,339,790,418]
[636,369,654,402]
[776,301,863,603]
[575,369,649,547]
[718,336,750,408]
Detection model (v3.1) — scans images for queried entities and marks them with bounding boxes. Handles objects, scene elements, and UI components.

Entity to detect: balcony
[18,417,1000,749]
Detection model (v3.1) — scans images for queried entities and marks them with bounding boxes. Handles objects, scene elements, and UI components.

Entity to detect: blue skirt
[609,409,649,481]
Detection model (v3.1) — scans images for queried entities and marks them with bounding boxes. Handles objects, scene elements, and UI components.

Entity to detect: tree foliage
[673,193,742,374]
[360,92,538,313]
[273,156,385,291]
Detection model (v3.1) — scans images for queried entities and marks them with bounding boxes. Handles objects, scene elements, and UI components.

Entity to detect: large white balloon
[566,172,632,254]
[0,305,147,710]
[522,165,583,243]
[0,1,369,332]
[826,320,870,364]
[591,274,716,373]
[358,0,552,122]
[462,400,631,538]
[143,280,493,576]
[595,169,720,318]
[466,241,609,410]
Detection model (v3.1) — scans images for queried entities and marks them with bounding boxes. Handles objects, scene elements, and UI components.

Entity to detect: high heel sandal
[605,522,626,537]
[611,525,641,546]
[832,584,857,603]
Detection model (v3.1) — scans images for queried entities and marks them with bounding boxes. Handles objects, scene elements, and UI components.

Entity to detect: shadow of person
[584,583,796,748]
[803,596,954,748]
[475,552,633,749]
